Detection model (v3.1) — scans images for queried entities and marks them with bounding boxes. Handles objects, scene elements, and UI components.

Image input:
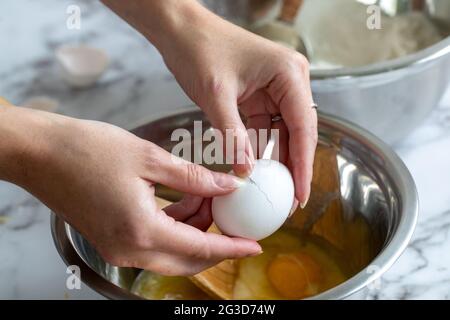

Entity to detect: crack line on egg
[248,177,276,214]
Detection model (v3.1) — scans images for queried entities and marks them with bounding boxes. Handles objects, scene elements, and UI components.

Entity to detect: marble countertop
[1,1,449,300]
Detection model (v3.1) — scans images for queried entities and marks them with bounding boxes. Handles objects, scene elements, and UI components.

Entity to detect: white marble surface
[0,0,449,300]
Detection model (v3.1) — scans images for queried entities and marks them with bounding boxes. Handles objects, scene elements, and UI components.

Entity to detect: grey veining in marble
[1,0,449,299]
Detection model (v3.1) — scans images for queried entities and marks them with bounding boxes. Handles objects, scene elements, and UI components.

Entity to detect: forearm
[0,107,56,186]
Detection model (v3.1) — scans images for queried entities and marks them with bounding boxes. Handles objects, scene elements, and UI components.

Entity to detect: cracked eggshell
[212,159,295,241]
[55,45,109,88]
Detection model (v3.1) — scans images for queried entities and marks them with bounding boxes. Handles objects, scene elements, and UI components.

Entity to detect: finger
[130,250,227,276]
[202,91,254,177]
[239,90,278,117]
[146,145,243,197]
[156,211,262,260]
[164,194,203,221]
[267,62,317,207]
[289,197,299,217]
[286,105,317,207]
[284,157,300,216]
[246,114,271,159]
[98,233,220,276]
[185,198,213,232]
[240,90,278,160]
[271,120,289,164]
[165,196,214,231]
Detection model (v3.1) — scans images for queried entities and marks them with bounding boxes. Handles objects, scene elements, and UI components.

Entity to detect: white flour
[296,0,444,69]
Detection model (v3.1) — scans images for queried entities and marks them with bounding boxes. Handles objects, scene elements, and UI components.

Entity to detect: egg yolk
[267,252,323,299]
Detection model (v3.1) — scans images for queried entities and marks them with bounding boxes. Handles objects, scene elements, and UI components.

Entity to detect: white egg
[212,159,295,241]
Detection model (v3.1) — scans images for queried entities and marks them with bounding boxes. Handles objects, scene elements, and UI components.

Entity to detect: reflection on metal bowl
[51,107,418,299]
[202,0,450,144]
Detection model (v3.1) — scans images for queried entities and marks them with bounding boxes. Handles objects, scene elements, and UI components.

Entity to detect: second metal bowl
[202,0,450,144]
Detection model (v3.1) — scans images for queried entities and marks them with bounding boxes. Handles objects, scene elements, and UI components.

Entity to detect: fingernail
[214,174,240,190]
[235,155,254,178]
[289,199,299,217]
[247,152,255,166]
[301,185,312,209]
[300,198,309,209]
[289,208,296,217]
[248,249,263,257]
[233,177,246,188]
[245,158,253,176]
[244,151,255,174]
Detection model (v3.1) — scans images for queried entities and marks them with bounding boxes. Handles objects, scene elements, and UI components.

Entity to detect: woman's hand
[103,0,318,208]
[0,107,261,275]
[163,11,318,208]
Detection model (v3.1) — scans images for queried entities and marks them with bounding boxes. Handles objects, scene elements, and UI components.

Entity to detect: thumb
[148,145,244,197]
[203,93,255,177]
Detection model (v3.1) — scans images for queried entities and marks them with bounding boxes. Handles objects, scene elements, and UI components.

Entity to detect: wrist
[142,0,208,53]
[102,0,210,55]
[0,107,61,186]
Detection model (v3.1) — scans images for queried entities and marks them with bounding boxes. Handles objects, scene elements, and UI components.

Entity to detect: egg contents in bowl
[212,159,295,241]
[131,272,210,300]
[267,252,323,299]
[132,228,352,300]
[232,230,348,299]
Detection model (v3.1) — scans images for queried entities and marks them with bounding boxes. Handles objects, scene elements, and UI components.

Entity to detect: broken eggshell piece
[212,159,295,241]
[55,45,109,88]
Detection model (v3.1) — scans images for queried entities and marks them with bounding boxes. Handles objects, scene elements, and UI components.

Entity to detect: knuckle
[115,218,154,251]
[308,121,319,145]
[158,265,196,277]
[200,74,237,113]
[189,233,212,261]
[311,128,319,145]
[179,195,201,213]
[290,154,307,168]
[283,52,310,76]
[185,162,204,186]
[143,144,161,171]
[155,263,190,276]
[196,73,226,109]
[176,268,199,277]
[142,257,188,276]
[98,248,127,267]
[294,53,310,71]
[150,265,174,276]
[126,228,153,251]
[206,74,225,97]
[292,125,318,145]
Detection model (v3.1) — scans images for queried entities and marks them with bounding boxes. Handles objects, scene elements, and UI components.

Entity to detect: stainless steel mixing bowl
[202,0,450,144]
[51,107,418,300]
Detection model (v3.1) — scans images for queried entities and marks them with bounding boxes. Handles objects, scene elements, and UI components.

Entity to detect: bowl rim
[310,36,450,80]
[51,106,419,300]
[306,112,419,299]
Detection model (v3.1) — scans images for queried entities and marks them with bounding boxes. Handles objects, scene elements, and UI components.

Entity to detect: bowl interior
[52,109,417,299]
[201,0,450,78]
[201,0,450,33]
